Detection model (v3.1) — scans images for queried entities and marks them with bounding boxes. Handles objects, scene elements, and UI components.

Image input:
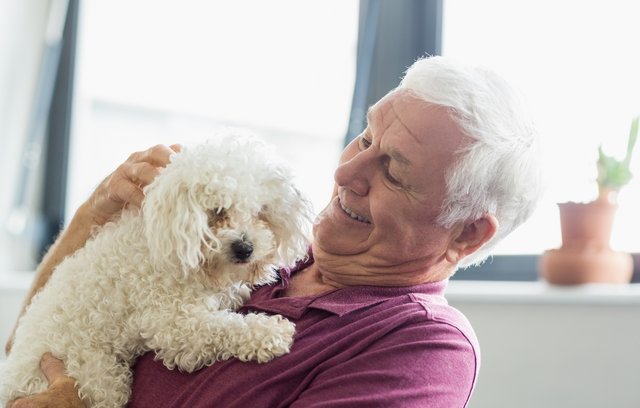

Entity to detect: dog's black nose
[231,240,253,261]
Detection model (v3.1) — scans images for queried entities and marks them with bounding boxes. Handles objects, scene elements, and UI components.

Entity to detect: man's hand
[7,353,85,408]
[84,144,181,226]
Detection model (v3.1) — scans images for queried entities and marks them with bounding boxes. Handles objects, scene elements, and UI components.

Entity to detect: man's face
[313,89,468,285]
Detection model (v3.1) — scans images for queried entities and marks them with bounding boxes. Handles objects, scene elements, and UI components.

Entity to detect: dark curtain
[345,0,443,145]
[40,0,78,256]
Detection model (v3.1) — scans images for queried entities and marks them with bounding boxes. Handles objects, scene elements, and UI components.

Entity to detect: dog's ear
[142,161,217,275]
[261,183,313,267]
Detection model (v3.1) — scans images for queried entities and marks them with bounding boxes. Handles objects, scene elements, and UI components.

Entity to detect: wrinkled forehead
[371,89,469,160]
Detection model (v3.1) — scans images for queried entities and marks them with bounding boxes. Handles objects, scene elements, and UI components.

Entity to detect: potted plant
[540,116,638,284]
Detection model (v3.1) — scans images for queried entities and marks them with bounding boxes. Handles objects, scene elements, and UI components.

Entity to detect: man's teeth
[340,201,371,224]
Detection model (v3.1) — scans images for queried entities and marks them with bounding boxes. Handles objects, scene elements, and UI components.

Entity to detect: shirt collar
[306,280,448,316]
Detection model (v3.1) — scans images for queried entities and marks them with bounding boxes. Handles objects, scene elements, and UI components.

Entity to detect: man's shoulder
[400,292,480,350]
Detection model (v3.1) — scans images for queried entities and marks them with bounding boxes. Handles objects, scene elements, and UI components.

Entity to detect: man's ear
[445,215,499,264]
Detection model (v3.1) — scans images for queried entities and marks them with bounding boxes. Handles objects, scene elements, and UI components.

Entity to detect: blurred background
[1,1,639,407]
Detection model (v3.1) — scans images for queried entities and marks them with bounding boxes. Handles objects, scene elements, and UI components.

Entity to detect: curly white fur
[0,132,313,407]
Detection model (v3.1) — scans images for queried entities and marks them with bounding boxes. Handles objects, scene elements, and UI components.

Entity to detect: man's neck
[281,263,342,298]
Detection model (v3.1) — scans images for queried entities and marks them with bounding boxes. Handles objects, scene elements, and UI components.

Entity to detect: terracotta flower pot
[540,200,633,285]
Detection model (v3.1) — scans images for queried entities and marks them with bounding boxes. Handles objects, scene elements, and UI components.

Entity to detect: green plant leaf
[596,116,639,191]
[624,116,639,164]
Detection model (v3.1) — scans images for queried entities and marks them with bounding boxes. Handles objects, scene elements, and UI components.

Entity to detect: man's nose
[334,148,373,196]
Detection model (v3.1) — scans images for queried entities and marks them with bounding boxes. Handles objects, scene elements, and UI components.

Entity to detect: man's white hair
[400,55,544,267]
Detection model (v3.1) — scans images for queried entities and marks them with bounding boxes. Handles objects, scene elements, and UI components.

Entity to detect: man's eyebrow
[390,148,411,166]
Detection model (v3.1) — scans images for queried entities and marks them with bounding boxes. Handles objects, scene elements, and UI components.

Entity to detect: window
[443,0,640,257]
[67,0,358,221]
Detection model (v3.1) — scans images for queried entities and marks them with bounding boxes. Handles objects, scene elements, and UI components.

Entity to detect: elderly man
[6,56,542,407]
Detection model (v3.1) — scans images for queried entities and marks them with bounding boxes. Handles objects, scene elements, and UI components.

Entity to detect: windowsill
[3,272,640,305]
[446,280,640,305]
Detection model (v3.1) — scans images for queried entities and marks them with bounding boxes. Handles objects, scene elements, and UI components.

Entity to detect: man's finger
[122,162,162,188]
[139,144,178,167]
[40,353,66,384]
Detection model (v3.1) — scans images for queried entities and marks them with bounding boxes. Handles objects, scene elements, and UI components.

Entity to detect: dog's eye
[258,210,272,227]
[208,208,227,218]
[208,208,229,229]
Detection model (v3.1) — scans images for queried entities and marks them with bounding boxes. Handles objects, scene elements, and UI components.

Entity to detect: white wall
[447,281,640,408]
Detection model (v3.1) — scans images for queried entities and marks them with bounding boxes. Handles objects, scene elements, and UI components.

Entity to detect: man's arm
[4,144,180,355]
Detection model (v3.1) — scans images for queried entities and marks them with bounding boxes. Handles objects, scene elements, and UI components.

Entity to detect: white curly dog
[0,132,312,407]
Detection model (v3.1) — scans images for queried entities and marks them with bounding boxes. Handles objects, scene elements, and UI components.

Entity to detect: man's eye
[359,135,372,149]
[385,170,402,186]
[383,159,405,188]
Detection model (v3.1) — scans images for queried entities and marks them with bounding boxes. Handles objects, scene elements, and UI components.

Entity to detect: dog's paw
[238,313,295,363]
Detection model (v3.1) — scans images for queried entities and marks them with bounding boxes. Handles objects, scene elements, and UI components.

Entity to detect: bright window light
[443,0,640,254]
[67,0,358,221]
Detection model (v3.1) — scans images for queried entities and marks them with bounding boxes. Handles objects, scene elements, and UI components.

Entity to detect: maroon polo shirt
[128,251,480,407]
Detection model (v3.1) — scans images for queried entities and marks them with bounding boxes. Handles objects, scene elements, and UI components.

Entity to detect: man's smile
[339,198,371,224]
